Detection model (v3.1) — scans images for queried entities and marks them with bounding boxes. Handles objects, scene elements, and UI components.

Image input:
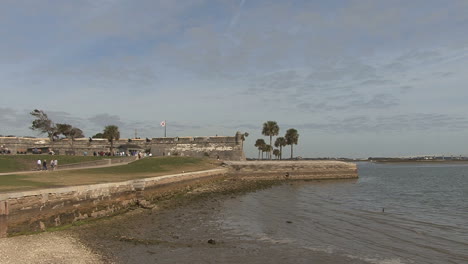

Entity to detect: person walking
[37,159,42,170]
[42,160,48,171]
[54,159,58,170]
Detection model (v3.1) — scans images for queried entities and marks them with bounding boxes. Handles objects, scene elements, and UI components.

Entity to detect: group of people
[92,150,150,157]
[93,151,113,157]
[0,145,11,154]
[36,159,58,171]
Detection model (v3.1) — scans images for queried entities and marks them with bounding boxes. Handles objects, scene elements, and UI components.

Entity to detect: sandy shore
[0,232,104,264]
[0,177,367,264]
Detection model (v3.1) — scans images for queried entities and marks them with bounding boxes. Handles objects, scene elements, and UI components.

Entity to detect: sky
[1,0,468,158]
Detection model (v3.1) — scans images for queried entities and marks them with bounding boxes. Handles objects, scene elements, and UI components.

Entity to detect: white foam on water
[345,254,410,264]
[256,235,294,244]
[302,245,335,254]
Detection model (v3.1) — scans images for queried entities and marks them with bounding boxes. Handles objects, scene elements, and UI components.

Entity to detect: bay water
[217,162,468,263]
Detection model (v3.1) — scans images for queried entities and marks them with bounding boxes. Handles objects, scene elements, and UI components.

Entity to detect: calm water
[217,162,468,264]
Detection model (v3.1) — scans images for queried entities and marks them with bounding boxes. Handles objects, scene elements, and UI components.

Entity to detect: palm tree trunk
[269,136,273,160]
[258,149,260,160]
[279,146,282,160]
[70,139,75,153]
[290,144,294,159]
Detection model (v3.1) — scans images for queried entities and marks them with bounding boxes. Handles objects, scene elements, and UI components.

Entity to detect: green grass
[78,156,203,175]
[0,155,121,173]
[0,157,219,193]
[0,174,57,191]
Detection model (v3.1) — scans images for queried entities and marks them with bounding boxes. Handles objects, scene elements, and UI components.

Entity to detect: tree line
[30,109,121,152]
[254,121,299,160]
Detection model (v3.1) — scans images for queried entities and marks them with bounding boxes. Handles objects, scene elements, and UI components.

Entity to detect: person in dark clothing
[42,160,48,170]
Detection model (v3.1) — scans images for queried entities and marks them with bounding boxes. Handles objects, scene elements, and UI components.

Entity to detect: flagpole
[164,120,167,137]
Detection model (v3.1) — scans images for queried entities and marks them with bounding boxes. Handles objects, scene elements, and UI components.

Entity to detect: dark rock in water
[286,221,293,224]
[207,239,216,244]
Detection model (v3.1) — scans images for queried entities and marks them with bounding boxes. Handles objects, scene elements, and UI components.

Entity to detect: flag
[160,120,166,127]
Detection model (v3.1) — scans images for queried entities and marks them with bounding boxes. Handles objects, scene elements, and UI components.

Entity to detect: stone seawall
[0,168,229,237]
[0,161,357,237]
[225,160,358,180]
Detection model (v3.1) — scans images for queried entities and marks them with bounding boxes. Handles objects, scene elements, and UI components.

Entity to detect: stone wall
[150,133,245,161]
[225,160,358,180]
[0,132,245,161]
[0,168,229,237]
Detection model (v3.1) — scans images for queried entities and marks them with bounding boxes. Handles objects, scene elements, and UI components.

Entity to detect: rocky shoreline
[0,176,366,263]
[0,176,282,264]
[0,161,361,263]
[73,176,367,263]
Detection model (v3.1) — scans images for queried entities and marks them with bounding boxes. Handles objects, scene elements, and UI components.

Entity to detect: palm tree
[255,139,266,160]
[274,137,287,160]
[103,125,120,154]
[241,132,249,149]
[285,128,299,159]
[273,149,280,160]
[264,144,272,159]
[262,121,280,160]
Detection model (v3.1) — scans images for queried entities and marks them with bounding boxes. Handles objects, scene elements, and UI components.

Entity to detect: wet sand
[67,178,368,264]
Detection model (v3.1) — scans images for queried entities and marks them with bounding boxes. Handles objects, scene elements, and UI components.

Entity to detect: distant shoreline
[369,159,468,164]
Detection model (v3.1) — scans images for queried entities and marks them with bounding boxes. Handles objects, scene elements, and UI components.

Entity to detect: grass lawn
[0,157,220,193]
[0,155,122,173]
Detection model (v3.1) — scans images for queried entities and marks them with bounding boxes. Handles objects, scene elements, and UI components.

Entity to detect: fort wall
[0,132,245,161]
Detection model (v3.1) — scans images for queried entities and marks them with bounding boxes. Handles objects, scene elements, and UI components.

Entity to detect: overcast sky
[1,0,468,158]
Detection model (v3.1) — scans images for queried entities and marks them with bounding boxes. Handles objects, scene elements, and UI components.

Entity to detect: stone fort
[0,132,246,161]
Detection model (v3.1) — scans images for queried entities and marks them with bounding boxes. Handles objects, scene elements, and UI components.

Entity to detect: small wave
[302,245,335,254]
[346,254,409,264]
[256,236,294,244]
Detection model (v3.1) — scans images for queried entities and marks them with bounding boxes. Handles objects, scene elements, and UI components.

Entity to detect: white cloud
[1,0,468,157]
